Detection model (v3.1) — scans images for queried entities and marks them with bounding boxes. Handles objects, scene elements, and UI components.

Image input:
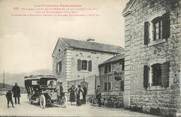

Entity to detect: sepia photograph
[0,0,181,116]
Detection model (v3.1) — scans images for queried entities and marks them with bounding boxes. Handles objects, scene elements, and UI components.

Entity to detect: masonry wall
[66,49,116,81]
[124,0,181,116]
[52,40,68,90]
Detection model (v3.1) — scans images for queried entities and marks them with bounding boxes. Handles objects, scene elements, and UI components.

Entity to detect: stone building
[123,0,181,116]
[98,54,124,107]
[52,37,123,94]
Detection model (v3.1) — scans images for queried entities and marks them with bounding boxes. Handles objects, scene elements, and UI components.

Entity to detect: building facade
[52,38,123,94]
[98,54,124,107]
[123,0,181,116]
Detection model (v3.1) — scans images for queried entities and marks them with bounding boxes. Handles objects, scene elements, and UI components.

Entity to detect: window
[77,59,92,71]
[105,64,111,73]
[82,60,87,70]
[152,63,162,86]
[143,62,170,89]
[144,12,170,45]
[56,61,62,74]
[152,17,162,41]
[104,82,111,91]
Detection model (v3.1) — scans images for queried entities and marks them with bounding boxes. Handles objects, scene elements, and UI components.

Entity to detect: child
[6,90,14,108]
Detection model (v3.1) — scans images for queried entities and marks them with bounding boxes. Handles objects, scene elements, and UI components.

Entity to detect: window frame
[146,59,170,90]
[56,61,62,74]
[77,59,92,72]
[81,60,87,70]
[144,11,170,46]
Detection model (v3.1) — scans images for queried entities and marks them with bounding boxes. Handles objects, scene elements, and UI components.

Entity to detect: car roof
[24,75,57,80]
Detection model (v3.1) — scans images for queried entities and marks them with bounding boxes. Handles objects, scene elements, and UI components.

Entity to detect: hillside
[0,83,26,93]
[0,69,52,87]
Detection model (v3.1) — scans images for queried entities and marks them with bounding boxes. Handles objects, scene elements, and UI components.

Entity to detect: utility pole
[3,71,5,89]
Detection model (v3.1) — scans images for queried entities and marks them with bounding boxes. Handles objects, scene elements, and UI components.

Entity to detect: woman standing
[76,85,83,106]
[68,85,76,105]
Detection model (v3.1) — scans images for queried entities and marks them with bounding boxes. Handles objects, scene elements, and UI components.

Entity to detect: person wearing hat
[12,83,21,104]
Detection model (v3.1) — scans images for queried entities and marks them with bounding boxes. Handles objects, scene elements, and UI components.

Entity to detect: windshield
[40,78,57,88]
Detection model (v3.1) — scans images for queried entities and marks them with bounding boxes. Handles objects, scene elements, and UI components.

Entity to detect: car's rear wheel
[40,94,46,109]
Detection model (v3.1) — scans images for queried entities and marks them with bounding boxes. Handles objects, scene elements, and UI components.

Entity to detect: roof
[53,38,124,56]
[99,54,124,66]
[24,75,57,80]
[122,0,136,16]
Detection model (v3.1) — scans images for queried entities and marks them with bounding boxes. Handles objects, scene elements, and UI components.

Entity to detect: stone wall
[67,49,115,81]
[123,0,181,116]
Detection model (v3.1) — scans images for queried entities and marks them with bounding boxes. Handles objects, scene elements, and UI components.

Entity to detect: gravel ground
[0,94,159,117]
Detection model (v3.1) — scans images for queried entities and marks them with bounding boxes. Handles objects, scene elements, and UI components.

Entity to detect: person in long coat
[12,83,21,104]
[57,82,64,104]
[68,85,76,105]
[76,85,83,106]
[82,85,87,104]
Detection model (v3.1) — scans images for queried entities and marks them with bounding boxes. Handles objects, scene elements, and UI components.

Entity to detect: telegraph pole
[3,71,5,88]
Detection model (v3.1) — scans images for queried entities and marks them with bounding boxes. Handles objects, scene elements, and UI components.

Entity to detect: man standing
[82,85,87,104]
[57,82,64,104]
[76,85,83,106]
[12,83,21,104]
[95,85,101,107]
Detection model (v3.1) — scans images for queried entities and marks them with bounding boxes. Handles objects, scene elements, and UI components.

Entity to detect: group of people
[68,84,87,106]
[6,83,21,108]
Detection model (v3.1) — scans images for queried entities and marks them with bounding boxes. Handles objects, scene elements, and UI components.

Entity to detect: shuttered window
[77,59,92,72]
[143,62,170,89]
[143,65,149,89]
[144,12,170,45]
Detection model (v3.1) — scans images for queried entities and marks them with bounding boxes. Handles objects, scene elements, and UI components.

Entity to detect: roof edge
[122,0,136,17]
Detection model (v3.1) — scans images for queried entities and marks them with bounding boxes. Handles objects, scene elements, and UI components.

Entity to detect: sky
[0,0,128,74]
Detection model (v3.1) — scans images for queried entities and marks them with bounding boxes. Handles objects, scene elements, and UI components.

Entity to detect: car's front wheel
[40,94,46,109]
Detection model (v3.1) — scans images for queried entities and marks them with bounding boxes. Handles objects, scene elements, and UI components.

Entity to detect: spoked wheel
[28,95,33,104]
[40,94,46,109]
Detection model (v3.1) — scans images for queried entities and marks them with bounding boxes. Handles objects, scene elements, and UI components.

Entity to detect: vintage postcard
[0,0,180,116]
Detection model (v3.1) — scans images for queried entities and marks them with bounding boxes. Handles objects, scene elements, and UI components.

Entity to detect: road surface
[0,94,159,117]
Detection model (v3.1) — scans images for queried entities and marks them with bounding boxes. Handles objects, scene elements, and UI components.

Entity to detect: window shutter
[162,12,170,39]
[143,65,149,89]
[120,80,124,91]
[59,61,62,72]
[108,82,111,91]
[144,22,150,45]
[161,62,170,88]
[77,59,82,71]
[56,63,58,73]
[88,60,92,71]
[104,82,107,91]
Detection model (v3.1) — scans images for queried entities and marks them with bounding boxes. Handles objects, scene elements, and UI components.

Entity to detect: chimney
[86,38,95,42]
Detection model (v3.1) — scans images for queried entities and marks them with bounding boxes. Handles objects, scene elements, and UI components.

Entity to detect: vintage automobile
[24,75,66,108]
